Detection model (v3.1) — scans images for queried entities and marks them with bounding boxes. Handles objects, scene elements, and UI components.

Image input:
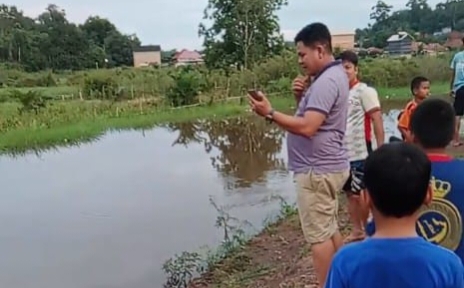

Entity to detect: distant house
[386,32,414,55]
[133,45,162,67]
[172,49,203,67]
[445,31,463,49]
[332,32,355,50]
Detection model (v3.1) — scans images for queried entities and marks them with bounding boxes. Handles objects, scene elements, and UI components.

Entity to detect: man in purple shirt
[249,23,349,288]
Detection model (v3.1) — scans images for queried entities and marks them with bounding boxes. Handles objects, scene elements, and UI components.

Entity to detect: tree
[358,0,464,48]
[370,0,393,23]
[198,0,287,70]
[0,4,141,71]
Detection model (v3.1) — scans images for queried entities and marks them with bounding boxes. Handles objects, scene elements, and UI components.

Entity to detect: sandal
[452,142,463,147]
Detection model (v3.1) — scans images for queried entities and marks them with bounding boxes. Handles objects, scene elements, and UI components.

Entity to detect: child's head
[410,76,430,100]
[362,143,432,219]
[339,50,358,83]
[410,98,455,150]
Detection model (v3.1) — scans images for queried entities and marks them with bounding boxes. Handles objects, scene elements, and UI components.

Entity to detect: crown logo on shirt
[430,177,451,198]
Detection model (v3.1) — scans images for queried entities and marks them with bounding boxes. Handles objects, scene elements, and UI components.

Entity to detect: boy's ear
[424,184,433,206]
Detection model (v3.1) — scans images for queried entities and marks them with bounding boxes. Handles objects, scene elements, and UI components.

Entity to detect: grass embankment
[187,197,350,288]
[0,82,449,154]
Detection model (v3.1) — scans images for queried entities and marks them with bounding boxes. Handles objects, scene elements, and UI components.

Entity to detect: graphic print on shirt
[345,82,378,162]
[416,176,462,251]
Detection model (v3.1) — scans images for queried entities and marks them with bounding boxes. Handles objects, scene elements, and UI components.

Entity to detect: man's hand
[292,76,308,101]
[248,91,272,117]
[450,90,455,98]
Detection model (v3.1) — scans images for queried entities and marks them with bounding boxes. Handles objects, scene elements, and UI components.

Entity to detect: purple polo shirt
[287,61,349,174]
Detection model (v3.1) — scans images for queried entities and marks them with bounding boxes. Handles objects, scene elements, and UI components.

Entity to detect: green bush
[166,66,203,107]
[82,74,118,99]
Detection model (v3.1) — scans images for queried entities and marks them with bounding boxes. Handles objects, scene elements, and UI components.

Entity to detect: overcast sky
[5,0,443,50]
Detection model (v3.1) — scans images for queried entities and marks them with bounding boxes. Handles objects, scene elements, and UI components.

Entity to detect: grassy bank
[0,96,290,154]
[164,196,349,288]
[0,82,449,154]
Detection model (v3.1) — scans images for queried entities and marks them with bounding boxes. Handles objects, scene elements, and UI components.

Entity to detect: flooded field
[0,108,457,288]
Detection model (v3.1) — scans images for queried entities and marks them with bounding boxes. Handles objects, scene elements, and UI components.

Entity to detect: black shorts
[454,86,464,116]
[342,160,365,195]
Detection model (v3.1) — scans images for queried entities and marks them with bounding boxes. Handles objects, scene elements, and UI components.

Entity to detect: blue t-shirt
[451,51,464,91]
[366,157,464,263]
[326,237,463,288]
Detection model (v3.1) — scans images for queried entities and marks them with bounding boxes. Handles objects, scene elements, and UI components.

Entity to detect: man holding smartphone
[249,22,349,288]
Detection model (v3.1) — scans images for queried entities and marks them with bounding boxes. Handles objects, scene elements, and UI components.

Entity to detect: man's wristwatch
[265,109,275,123]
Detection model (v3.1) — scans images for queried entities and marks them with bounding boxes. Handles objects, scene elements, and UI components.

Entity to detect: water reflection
[166,117,286,188]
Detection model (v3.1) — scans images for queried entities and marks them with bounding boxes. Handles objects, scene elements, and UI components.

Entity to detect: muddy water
[0,108,421,288]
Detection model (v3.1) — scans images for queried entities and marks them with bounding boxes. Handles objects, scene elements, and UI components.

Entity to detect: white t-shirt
[344,82,381,162]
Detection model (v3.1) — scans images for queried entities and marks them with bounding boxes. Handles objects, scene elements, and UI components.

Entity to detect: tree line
[1,0,461,73]
[358,0,464,48]
[0,4,140,72]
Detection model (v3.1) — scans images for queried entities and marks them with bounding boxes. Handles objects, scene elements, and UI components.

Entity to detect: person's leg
[345,195,365,241]
[296,170,349,288]
[453,88,464,146]
[344,162,366,242]
[332,230,344,250]
[295,171,336,288]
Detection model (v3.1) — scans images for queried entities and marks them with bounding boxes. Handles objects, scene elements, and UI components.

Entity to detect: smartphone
[248,89,262,101]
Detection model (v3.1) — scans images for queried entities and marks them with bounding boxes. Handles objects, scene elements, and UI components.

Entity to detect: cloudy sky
[6,0,442,50]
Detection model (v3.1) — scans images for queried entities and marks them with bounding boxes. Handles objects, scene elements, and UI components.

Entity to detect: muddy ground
[189,195,350,288]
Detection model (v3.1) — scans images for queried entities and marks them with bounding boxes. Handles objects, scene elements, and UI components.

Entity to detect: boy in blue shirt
[326,142,463,288]
[365,99,464,263]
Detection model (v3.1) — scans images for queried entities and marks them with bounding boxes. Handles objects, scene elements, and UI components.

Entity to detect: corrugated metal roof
[387,31,413,42]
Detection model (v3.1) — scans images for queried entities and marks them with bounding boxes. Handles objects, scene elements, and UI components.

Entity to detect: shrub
[82,74,118,99]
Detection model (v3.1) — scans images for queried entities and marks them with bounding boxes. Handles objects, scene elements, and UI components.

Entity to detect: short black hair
[294,22,332,53]
[364,143,431,218]
[339,50,358,66]
[410,76,429,95]
[410,98,455,149]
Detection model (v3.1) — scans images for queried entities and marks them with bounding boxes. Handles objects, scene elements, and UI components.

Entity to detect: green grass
[377,81,448,99]
[0,97,293,154]
[0,86,79,100]
[0,82,449,154]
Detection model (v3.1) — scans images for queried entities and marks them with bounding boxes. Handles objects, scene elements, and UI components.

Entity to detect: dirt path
[189,198,351,288]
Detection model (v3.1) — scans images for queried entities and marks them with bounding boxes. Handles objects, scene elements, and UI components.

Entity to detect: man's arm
[450,54,456,91]
[271,110,325,137]
[397,108,412,142]
[272,77,340,137]
[370,110,384,145]
[360,87,384,146]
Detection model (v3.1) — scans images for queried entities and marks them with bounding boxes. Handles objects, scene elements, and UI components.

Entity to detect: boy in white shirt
[339,50,385,242]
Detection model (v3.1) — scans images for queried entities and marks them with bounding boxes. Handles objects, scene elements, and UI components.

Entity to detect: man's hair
[338,50,358,66]
[410,98,455,149]
[364,143,431,218]
[410,76,429,95]
[294,22,332,52]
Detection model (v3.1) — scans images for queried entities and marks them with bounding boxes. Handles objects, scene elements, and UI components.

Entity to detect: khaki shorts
[295,169,349,244]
